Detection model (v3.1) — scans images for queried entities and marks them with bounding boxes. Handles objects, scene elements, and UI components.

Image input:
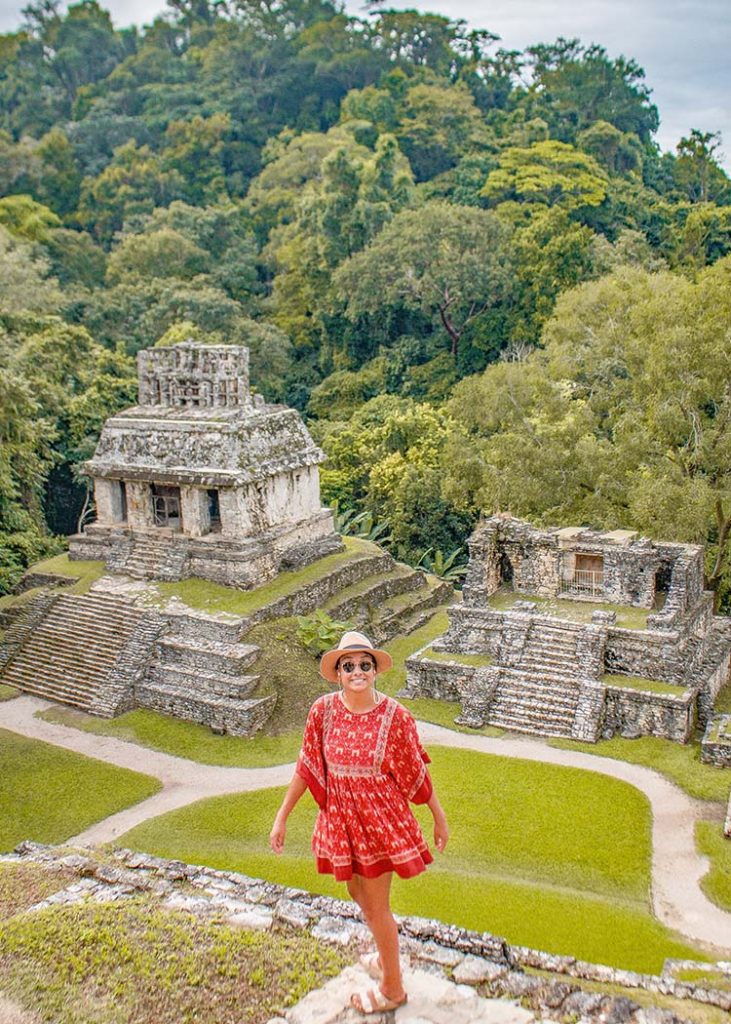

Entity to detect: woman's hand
[433,813,449,853]
[269,814,287,854]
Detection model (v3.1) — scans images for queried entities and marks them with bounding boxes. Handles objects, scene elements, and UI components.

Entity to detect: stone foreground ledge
[3,842,730,1021]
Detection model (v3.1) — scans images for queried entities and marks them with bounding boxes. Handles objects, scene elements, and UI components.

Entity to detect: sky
[1,0,729,170]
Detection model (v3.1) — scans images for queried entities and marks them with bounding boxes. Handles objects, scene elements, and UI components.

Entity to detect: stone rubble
[3,842,730,1024]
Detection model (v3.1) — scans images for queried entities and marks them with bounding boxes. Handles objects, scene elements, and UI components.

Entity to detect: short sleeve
[295,697,328,809]
[385,705,433,805]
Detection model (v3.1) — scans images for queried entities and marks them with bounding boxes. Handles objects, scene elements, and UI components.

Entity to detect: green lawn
[416,646,493,668]
[0,729,161,852]
[550,735,730,805]
[16,552,107,595]
[487,586,650,630]
[0,684,18,702]
[696,819,731,911]
[118,746,704,972]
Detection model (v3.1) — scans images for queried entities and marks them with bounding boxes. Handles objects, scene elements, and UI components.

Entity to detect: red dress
[296,692,434,881]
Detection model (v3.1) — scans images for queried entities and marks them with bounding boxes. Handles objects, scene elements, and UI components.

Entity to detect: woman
[270,630,449,1015]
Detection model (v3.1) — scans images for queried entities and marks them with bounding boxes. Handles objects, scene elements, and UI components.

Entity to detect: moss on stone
[417,646,493,668]
[154,536,379,616]
[602,673,685,696]
[487,587,650,630]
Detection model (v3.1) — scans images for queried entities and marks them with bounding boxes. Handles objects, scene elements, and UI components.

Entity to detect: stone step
[489,692,577,720]
[324,567,423,621]
[517,659,579,678]
[372,580,453,643]
[486,711,574,738]
[135,681,276,736]
[21,631,133,659]
[147,663,261,699]
[491,685,578,711]
[156,637,260,674]
[1,666,97,707]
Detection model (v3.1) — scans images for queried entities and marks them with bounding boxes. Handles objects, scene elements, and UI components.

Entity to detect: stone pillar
[180,486,209,538]
[126,481,155,529]
[93,478,122,525]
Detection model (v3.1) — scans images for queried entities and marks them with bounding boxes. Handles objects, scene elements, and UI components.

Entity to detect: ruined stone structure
[404,515,731,743]
[68,343,341,587]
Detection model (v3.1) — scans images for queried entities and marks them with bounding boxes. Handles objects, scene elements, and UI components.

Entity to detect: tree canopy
[0,0,730,596]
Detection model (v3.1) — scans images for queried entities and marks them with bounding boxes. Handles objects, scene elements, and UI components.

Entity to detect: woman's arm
[427,790,449,852]
[269,772,308,854]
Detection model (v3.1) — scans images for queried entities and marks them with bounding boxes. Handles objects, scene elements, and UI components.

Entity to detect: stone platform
[270,963,536,1024]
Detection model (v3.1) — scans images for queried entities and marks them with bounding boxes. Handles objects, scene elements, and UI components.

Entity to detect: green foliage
[295,608,351,656]
[333,504,391,544]
[446,258,731,608]
[482,140,608,210]
[0,0,729,602]
[333,201,514,358]
[417,546,467,582]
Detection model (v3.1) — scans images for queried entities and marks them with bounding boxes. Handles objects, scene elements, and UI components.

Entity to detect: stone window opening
[151,484,182,529]
[499,551,514,586]
[561,553,604,598]
[207,489,221,533]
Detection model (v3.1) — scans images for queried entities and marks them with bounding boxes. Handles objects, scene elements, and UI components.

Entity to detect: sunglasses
[339,659,376,674]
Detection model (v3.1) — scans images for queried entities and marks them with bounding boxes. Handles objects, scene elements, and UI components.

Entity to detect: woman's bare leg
[347,873,405,1002]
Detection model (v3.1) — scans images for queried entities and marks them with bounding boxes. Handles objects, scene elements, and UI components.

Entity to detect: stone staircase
[137,614,275,737]
[486,670,581,738]
[485,620,586,737]
[106,532,190,581]
[515,620,583,679]
[0,593,147,711]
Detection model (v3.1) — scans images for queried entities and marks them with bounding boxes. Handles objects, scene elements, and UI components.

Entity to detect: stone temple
[404,515,731,745]
[0,342,450,736]
[68,343,341,586]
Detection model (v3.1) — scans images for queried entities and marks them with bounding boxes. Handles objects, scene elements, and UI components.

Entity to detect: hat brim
[319,645,393,683]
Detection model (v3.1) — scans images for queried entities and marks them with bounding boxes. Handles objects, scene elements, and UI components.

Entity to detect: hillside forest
[1,0,731,607]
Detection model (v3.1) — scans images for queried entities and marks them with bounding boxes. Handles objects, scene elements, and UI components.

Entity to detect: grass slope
[0,883,347,1024]
[550,735,729,804]
[118,747,703,973]
[0,729,161,852]
[7,553,107,596]
[696,820,731,911]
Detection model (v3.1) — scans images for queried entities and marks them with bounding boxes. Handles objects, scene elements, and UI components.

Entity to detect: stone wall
[604,628,684,683]
[7,844,731,1017]
[701,714,731,767]
[602,685,695,742]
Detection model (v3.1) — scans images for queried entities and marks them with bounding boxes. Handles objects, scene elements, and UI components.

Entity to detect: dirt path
[2,694,730,950]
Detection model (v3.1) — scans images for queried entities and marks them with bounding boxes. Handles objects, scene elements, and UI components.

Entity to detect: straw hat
[319,630,393,683]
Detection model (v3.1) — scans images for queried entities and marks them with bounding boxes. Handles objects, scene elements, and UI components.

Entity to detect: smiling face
[336,653,377,697]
